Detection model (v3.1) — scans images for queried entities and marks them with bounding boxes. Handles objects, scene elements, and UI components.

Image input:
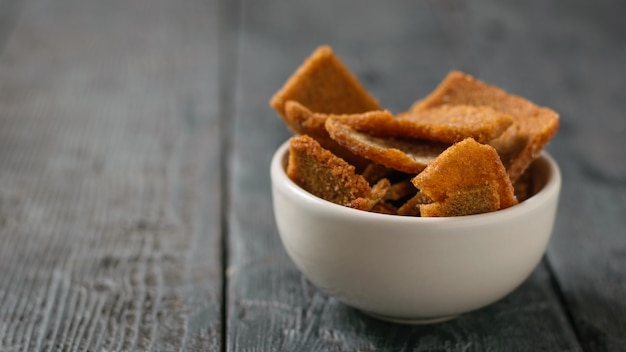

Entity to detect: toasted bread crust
[270,46,380,122]
[360,163,397,185]
[413,71,559,182]
[336,104,513,144]
[419,183,500,217]
[284,101,371,170]
[271,47,558,217]
[350,178,391,211]
[412,138,518,213]
[325,118,448,174]
[513,165,535,202]
[397,105,513,143]
[384,179,418,202]
[287,135,371,206]
[397,191,432,216]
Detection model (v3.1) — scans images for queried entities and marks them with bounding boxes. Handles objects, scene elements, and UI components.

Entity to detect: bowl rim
[271,139,561,227]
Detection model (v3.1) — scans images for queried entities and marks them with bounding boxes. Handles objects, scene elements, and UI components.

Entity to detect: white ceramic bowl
[270,140,561,324]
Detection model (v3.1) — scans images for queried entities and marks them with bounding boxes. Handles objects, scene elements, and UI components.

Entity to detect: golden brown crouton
[412,138,518,216]
[270,46,380,125]
[413,71,559,182]
[325,118,448,174]
[335,104,513,144]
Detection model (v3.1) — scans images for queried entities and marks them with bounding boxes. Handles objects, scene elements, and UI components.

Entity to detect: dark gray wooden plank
[0,0,222,350]
[0,0,22,54]
[227,0,583,350]
[520,1,626,350]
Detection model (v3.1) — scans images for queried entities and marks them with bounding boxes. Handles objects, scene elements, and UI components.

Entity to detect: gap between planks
[218,0,243,351]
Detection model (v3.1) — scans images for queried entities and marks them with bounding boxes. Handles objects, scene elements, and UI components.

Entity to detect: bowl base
[361,310,459,325]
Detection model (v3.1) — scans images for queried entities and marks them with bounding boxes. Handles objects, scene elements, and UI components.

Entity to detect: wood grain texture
[0,0,222,350]
[530,1,626,350]
[0,0,623,350]
[226,0,584,350]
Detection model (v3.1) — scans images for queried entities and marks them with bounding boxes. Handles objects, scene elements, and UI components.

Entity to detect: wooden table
[0,0,624,350]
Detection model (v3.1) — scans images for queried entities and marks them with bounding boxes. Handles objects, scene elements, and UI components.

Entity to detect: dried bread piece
[371,202,398,215]
[412,71,559,182]
[270,46,380,126]
[285,100,394,137]
[384,179,417,202]
[283,100,330,139]
[397,191,433,216]
[284,101,377,170]
[360,163,397,185]
[419,183,500,217]
[286,135,370,206]
[335,104,513,144]
[350,179,391,211]
[272,47,558,217]
[412,138,518,217]
[325,118,448,174]
[513,166,535,202]
[396,105,513,143]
